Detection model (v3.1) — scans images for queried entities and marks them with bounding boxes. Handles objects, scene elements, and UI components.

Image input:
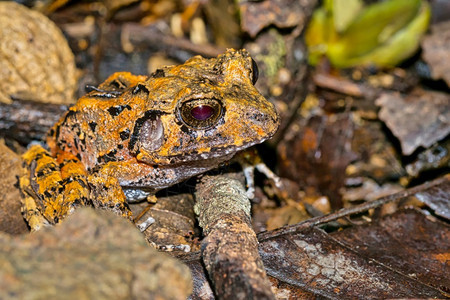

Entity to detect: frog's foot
[236,148,282,199]
[87,173,133,220]
[20,145,90,231]
[19,177,48,232]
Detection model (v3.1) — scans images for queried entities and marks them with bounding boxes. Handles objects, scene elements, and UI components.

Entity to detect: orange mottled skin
[20,49,279,231]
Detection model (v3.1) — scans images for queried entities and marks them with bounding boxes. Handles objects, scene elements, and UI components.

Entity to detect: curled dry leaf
[0,2,77,104]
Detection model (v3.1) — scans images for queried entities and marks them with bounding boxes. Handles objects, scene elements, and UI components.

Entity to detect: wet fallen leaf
[259,225,443,298]
[332,208,449,293]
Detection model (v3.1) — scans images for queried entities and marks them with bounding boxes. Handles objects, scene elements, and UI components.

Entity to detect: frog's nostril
[247,112,269,126]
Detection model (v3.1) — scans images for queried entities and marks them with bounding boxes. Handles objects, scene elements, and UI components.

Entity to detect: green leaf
[333,0,363,33]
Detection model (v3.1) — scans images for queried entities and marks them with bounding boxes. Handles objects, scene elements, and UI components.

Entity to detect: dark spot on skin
[117,144,123,149]
[110,79,127,90]
[89,122,97,132]
[133,84,150,95]
[97,149,118,163]
[152,69,165,78]
[76,153,81,160]
[44,191,52,198]
[32,152,48,161]
[63,110,76,122]
[107,105,131,117]
[49,128,55,136]
[120,129,130,141]
[58,158,79,169]
[75,178,88,189]
[36,164,58,177]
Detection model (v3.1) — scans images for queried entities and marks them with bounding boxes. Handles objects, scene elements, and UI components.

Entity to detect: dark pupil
[191,105,214,120]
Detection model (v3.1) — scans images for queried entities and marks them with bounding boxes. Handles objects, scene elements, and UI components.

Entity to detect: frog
[19,49,280,231]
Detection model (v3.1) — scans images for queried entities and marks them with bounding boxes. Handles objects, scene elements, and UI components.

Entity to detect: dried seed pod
[0,2,77,104]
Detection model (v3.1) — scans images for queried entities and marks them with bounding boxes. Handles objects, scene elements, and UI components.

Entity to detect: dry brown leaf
[376,89,450,156]
[422,21,450,87]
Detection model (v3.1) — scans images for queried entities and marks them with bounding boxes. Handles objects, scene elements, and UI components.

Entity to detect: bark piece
[0,100,65,144]
[195,174,275,300]
[0,208,192,299]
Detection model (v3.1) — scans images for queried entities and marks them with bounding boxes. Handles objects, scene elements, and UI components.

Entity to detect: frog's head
[129,49,280,165]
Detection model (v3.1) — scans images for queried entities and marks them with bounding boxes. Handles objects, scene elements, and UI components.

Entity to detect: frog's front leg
[20,145,132,231]
[20,145,90,231]
[87,170,132,220]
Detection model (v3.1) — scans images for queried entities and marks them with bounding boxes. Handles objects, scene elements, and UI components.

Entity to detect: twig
[313,72,379,99]
[195,174,275,300]
[122,23,226,58]
[258,175,449,241]
[0,100,66,144]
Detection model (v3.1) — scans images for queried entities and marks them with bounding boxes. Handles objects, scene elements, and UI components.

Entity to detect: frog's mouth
[158,134,274,165]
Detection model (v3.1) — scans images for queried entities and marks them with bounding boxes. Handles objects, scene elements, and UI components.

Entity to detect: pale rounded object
[0,2,77,104]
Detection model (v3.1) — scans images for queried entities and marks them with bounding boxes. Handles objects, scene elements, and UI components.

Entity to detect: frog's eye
[179,98,223,129]
[251,58,259,85]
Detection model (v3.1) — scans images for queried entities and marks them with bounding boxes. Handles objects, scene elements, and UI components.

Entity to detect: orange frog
[20,49,279,231]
